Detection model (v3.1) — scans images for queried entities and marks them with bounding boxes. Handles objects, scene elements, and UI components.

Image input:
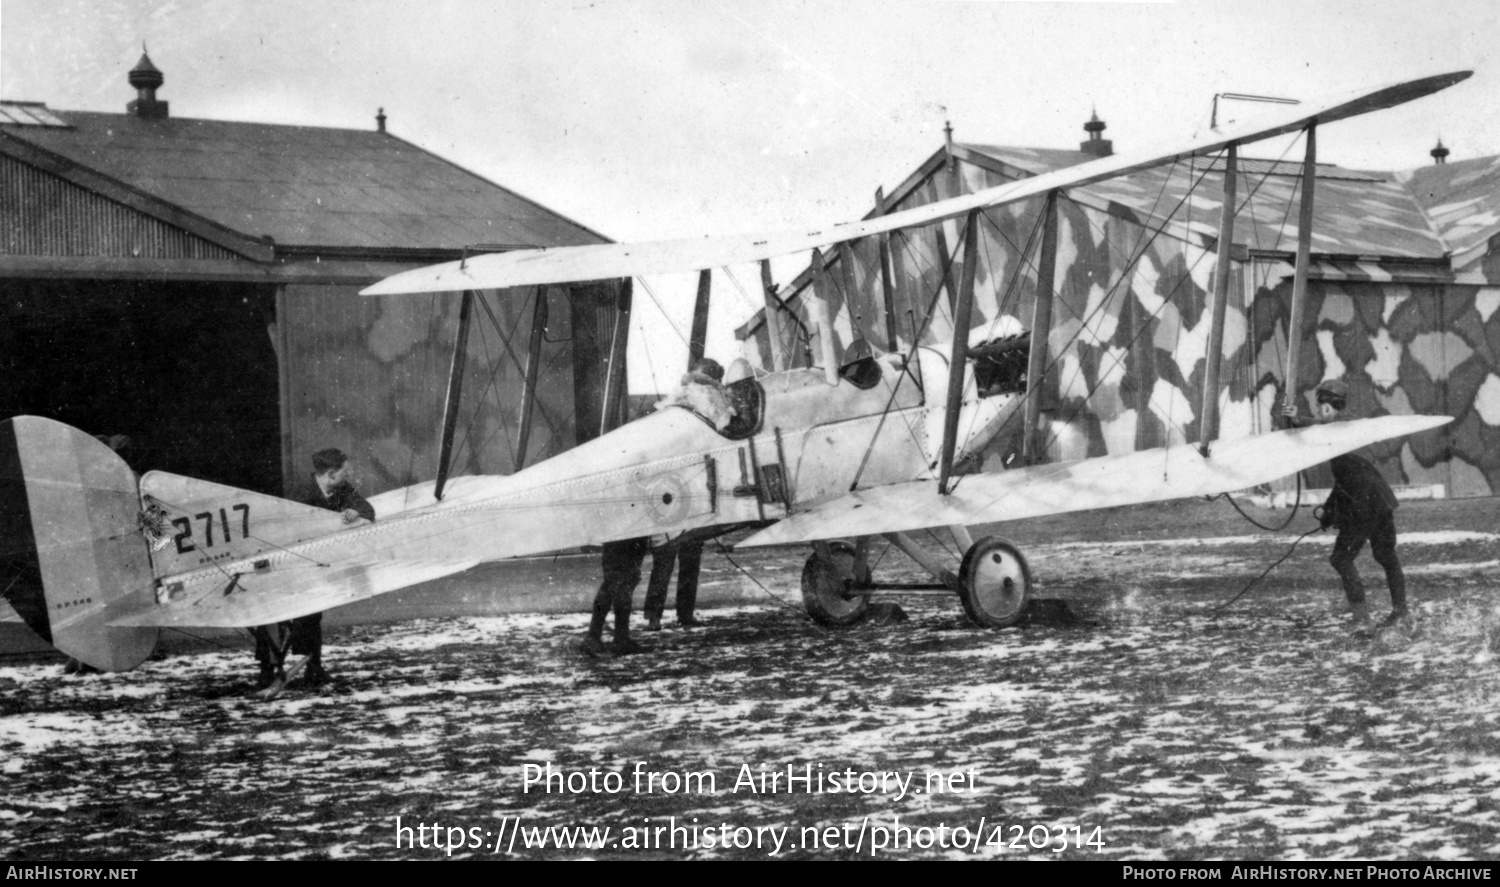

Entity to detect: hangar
[739,114,1500,498]
[0,53,629,499]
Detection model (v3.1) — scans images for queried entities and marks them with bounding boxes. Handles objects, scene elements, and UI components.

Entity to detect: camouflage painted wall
[756,161,1234,464]
[748,159,1500,498]
[1248,268,1500,497]
[281,284,603,496]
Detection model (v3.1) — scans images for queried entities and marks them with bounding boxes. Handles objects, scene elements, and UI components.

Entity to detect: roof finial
[376,107,387,133]
[127,46,168,119]
[1080,107,1112,157]
[1431,136,1449,165]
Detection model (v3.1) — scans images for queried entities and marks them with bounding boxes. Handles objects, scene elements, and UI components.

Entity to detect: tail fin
[0,416,159,671]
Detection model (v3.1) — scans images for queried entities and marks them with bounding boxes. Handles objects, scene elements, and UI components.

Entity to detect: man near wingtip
[1280,378,1407,630]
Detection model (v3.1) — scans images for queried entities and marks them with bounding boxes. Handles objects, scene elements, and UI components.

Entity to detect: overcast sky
[2,0,1495,390]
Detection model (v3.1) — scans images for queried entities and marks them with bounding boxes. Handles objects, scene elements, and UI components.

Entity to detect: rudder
[0,416,159,671]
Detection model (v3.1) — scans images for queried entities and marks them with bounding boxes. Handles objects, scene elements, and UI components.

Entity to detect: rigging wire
[717,547,834,633]
[164,625,247,654]
[465,292,547,467]
[1015,158,1194,450]
[635,302,664,398]
[1029,136,1300,456]
[447,291,502,476]
[945,203,1049,495]
[720,264,767,323]
[145,494,333,570]
[1027,158,1210,456]
[634,276,692,351]
[847,212,983,491]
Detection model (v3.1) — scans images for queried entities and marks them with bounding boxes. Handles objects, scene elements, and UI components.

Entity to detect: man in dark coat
[583,536,650,656]
[1282,379,1407,628]
[253,447,375,689]
[643,533,705,631]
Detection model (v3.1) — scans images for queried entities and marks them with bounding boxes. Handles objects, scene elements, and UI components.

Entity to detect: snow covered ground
[3,514,1499,860]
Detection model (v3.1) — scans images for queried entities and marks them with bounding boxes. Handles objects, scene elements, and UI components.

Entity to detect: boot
[254,664,279,690]
[612,637,645,655]
[304,659,331,687]
[1350,600,1372,633]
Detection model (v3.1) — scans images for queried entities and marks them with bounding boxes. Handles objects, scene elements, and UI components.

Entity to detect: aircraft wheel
[958,535,1032,628]
[801,541,870,626]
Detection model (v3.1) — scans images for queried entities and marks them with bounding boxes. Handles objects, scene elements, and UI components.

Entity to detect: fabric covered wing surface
[738,415,1451,547]
[361,73,1469,295]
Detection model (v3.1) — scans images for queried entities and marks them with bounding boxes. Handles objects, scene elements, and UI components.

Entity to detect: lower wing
[738,414,1451,548]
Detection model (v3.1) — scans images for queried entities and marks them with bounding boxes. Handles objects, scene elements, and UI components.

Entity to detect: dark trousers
[589,537,649,641]
[253,613,323,671]
[644,538,703,623]
[289,613,322,660]
[1330,511,1407,613]
[252,624,286,672]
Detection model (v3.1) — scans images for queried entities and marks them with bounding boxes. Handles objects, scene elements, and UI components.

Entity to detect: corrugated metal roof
[0,109,608,252]
[1398,154,1500,262]
[1201,156,1382,182]
[963,144,1451,260]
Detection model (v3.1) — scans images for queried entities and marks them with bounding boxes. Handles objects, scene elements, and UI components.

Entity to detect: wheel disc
[801,541,870,626]
[958,536,1032,628]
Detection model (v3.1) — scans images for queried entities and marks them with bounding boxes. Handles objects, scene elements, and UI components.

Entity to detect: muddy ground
[3,496,1499,861]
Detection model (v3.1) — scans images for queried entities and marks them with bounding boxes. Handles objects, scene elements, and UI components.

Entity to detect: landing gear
[801,540,870,626]
[797,532,1035,629]
[957,535,1032,628]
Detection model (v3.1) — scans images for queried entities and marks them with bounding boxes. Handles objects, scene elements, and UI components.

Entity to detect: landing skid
[253,656,309,700]
[800,530,1034,628]
[248,623,308,700]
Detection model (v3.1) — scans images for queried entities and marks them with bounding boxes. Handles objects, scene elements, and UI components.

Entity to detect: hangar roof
[1398,153,1500,262]
[0,106,608,254]
[959,143,1457,261]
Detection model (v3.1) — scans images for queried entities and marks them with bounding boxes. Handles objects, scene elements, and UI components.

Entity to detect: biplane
[0,71,1466,672]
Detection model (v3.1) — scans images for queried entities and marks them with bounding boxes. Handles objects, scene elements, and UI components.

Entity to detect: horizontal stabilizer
[737,414,1451,548]
[361,72,1468,294]
[139,472,354,580]
[109,559,479,629]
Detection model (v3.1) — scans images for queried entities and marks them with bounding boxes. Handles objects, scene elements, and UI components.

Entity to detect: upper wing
[362,72,1468,295]
[108,559,479,629]
[737,414,1452,548]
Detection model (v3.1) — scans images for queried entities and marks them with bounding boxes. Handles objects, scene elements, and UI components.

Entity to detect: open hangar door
[0,277,283,495]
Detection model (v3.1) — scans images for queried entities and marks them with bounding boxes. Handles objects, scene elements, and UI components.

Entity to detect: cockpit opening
[838,339,883,390]
[970,331,1030,398]
[720,377,764,439]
